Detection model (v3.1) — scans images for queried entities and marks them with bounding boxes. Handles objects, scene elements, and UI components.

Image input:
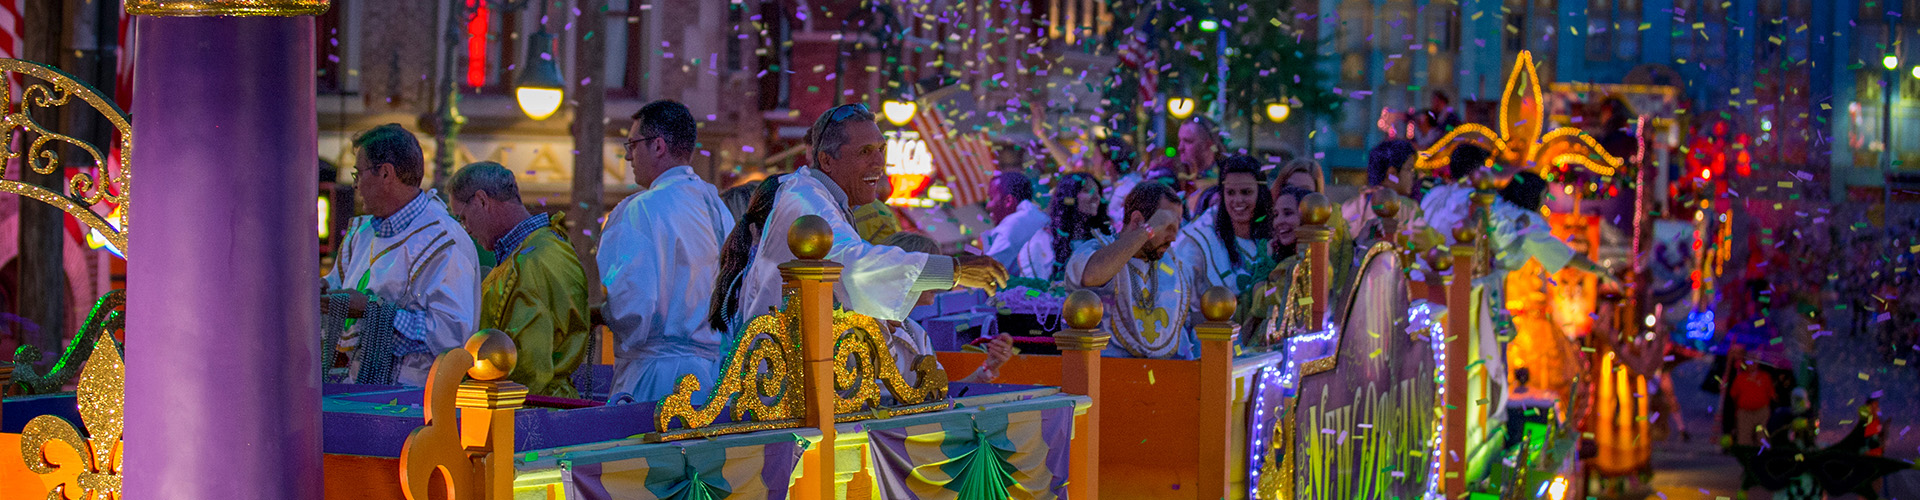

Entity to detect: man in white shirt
[598,101,737,403]
[733,103,1007,327]
[324,124,481,386]
[982,171,1047,268]
[1067,181,1197,359]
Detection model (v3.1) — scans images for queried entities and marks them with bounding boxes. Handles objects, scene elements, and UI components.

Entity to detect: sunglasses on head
[827,103,870,123]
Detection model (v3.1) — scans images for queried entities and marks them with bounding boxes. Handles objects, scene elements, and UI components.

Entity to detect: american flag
[0,0,18,61]
[1116,22,1157,108]
[115,9,134,108]
[909,104,995,206]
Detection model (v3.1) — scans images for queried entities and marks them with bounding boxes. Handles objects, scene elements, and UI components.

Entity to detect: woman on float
[1170,155,1275,334]
[1244,184,1319,347]
[1013,171,1112,282]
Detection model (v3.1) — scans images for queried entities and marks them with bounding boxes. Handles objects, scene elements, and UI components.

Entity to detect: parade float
[0,3,1643,494]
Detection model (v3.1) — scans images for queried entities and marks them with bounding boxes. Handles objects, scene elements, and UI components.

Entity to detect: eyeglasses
[624,135,660,151]
[826,103,870,123]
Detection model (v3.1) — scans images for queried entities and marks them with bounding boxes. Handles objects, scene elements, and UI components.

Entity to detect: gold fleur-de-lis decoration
[19,334,124,500]
[1415,50,1635,177]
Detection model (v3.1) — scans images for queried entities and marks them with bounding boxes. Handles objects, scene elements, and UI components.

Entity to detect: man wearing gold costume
[447,161,591,398]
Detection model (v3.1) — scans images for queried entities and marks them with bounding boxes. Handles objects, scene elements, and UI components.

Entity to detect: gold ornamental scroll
[0,59,130,254]
[653,217,950,442]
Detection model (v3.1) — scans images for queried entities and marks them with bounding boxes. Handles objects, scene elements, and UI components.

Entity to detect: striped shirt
[494,213,552,260]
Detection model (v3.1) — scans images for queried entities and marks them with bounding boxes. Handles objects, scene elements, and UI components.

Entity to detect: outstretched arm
[1080,209,1179,287]
[1028,102,1078,170]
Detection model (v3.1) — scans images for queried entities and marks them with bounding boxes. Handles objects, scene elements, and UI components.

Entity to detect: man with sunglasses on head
[729,103,1009,330]
[598,100,737,404]
[323,123,481,386]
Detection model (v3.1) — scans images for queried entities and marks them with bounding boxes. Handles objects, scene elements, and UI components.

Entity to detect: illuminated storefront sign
[884,131,953,207]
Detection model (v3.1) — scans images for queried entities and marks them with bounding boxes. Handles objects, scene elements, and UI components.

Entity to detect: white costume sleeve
[753,178,938,322]
[405,235,482,354]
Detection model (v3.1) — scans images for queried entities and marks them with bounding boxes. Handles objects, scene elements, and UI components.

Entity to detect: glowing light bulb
[1169,97,1197,119]
[1265,102,1291,123]
[882,100,917,126]
[515,87,564,121]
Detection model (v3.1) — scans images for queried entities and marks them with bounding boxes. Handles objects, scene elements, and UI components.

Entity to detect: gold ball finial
[1300,192,1333,226]
[788,215,835,260]
[1427,248,1453,271]
[1063,289,1105,330]
[1370,194,1401,219]
[1201,286,1237,322]
[1408,227,1439,254]
[464,329,518,381]
[1452,225,1480,245]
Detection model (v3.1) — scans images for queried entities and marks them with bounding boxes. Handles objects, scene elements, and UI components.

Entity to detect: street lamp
[882,99,917,127]
[515,30,566,120]
[1265,102,1291,123]
[1169,97,1196,119]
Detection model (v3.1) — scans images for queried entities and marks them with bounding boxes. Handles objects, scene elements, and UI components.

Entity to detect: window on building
[757,0,792,110]
[606,0,649,99]
[1614,0,1641,61]
[1586,0,1612,61]
[459,0,527,96]
[317,2,346,94]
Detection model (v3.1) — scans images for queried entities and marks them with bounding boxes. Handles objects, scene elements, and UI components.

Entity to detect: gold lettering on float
[1299,378,1437,500]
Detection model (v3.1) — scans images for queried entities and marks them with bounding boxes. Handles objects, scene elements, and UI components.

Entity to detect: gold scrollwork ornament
[0,59,129,254]
[19,334,125,500]
[655,299,950,440]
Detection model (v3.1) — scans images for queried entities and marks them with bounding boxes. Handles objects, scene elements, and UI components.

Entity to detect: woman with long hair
[708,176,784,336]
[1274,158,1327,193]
[1171,155,1274,304]
[1244,183,1317,348]
[1014,172,1111,281]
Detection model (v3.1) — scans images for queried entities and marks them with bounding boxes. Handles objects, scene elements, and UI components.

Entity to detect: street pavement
[1638,306,1919,499]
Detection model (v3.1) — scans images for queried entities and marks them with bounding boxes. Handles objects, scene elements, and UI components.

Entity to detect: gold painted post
[1196,286,1239,500]
[1299,193,1333,326]
[1425,247,1452,307]
[1372,191,1404,248]
[781,215,844,500]
[399,329,526,500]
[459,331,529,500]
[1057,290,1108,500]
[1443,187,1493,499]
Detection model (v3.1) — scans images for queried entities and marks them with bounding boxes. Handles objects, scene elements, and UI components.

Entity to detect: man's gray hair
[448,161,520,203]
[806,104,877,167]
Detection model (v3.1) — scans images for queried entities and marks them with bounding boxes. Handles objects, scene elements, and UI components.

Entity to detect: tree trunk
[17,0,69,370]
[570,0,607,303]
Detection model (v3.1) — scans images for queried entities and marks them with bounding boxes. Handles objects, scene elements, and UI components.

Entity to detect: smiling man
[732,103,1009,328]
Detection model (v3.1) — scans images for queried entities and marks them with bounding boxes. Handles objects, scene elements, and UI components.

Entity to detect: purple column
[125,16,321,499]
